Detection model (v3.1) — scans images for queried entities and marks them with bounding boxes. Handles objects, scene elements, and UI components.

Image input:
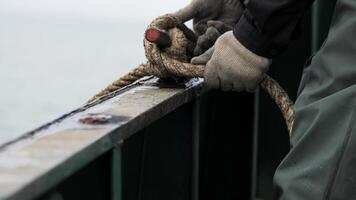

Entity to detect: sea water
[0,0,190,146]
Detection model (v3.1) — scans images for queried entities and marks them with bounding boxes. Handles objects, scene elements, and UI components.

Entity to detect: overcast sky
[0,0,190,20]
[0,0,192,144]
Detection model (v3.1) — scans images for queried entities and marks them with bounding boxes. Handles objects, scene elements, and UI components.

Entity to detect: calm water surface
[0,0,190,145]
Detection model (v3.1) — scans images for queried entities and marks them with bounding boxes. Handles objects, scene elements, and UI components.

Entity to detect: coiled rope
[88,14,295,135]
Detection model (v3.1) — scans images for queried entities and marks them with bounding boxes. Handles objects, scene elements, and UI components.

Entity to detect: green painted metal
[122,103,194,200]
[0,78,205,200]
[198,91,255,199]
[112,147,122,200]
[191,99,201,200]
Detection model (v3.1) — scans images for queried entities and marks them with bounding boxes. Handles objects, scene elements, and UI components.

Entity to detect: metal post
[192,99,201,200]
[112,145,122,200]
[251,89,260,200]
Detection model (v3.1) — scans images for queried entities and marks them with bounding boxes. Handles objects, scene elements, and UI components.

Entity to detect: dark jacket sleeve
[234,0,316,58]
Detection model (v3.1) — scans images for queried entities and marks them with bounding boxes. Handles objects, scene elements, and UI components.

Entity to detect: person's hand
[174,0,244,56]
[192,31,272,92]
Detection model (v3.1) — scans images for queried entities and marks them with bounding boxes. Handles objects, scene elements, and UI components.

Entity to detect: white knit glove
[192,31,272,92]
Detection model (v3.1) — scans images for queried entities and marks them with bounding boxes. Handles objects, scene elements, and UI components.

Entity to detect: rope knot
[89,14,294,136]
[144,15,204,79]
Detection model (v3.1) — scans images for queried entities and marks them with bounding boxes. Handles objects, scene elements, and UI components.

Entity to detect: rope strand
[88,14,295,135]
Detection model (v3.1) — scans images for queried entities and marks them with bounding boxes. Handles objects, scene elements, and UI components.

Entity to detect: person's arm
[234,0,315,58]
[191,0,317,92]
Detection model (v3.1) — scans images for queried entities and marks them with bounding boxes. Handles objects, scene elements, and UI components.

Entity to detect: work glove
[192,31,272,92]
[174,0,244,56]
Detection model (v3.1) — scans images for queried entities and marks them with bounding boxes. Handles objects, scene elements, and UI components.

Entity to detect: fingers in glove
[194,35,211,56]
[207,20,233,33]
[194,20,233,56]
[189,0,242,34]
[174,0,222,22]
[193,23,208,36]
[204,60,220,90]
[220,67,240,92]
[174,4,197,22]
[191,0,224,33]
[245,76,264,93]
[232,80,244,92]
[191,47,214,65]
[218,0,244,26]
[194,26,221,56]
[245,82,259,93]
[245,87,258,93]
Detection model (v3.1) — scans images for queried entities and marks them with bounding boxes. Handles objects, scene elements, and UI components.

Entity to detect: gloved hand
[192,31,272,92]
[174,0,244,56]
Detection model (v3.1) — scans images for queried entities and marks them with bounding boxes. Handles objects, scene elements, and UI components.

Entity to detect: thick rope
[89,14,295,135]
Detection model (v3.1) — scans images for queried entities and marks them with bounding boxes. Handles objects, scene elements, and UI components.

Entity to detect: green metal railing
[0,1,337,200]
